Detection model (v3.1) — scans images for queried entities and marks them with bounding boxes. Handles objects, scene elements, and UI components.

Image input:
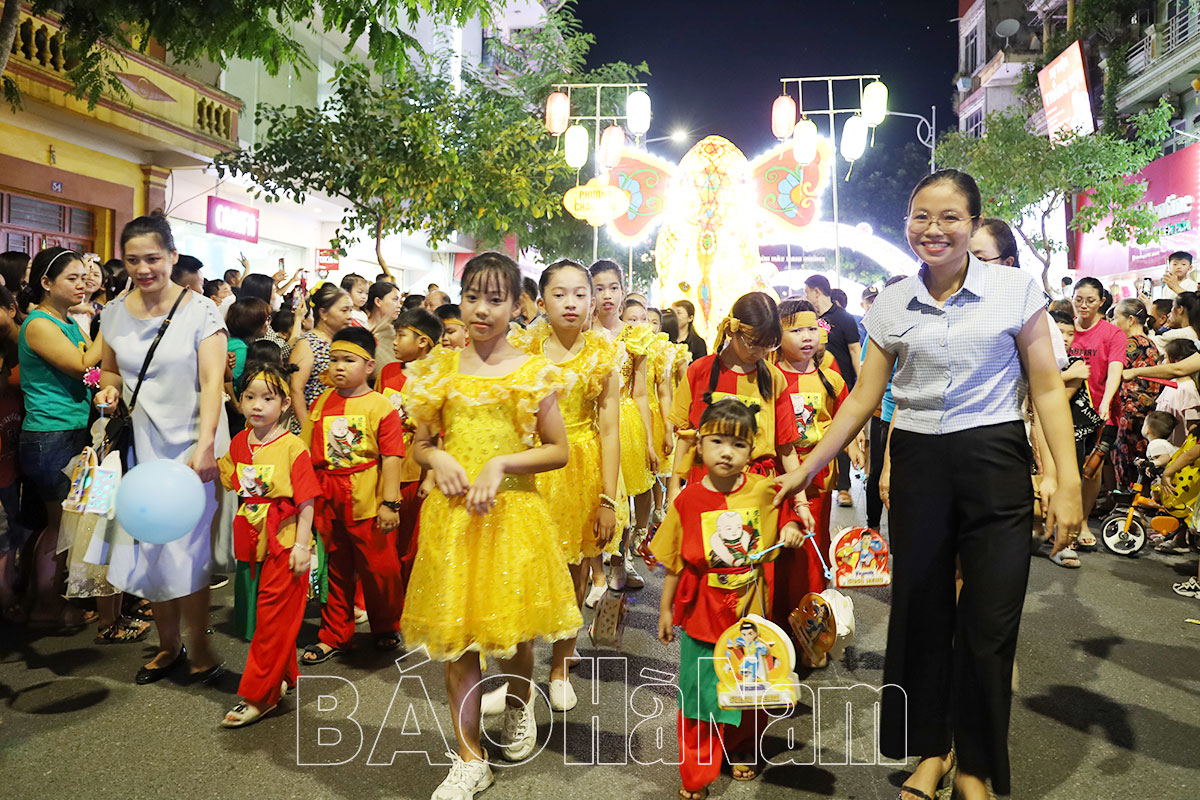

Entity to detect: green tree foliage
[1,0,500,109]
[935,97,1172,292]
[213,59,564,275]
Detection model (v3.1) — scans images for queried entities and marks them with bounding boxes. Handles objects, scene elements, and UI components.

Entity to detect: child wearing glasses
[667,292,800,501]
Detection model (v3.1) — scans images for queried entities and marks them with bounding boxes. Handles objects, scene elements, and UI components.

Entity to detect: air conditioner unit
[957,76,973,91]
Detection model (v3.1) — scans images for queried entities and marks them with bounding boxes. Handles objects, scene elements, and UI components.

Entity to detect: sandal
[678,787,709,800]
[95,618,151,644]
[730,756,759,781]
[301,643,341,665]
[1075,531,1097,550]
[1049,547,1081,569]
[374,632,402,651]
[220,701,277,728]
[126,598,154,621]
[898,750,955,800]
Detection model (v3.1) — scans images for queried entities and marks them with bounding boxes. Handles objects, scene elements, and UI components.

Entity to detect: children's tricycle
[1099,458,1194,557]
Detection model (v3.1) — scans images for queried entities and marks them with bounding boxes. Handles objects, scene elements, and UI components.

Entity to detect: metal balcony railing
[1127,6,1200,76]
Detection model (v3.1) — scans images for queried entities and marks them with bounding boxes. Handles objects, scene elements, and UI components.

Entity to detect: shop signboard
[206,197,259,244]
[1038,41,1095,140]
[1075,142,1200,278]
[317,248,340,271]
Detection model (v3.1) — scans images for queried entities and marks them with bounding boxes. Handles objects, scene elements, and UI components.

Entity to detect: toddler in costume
[218,361,320,727]
[652,398,811,799]
[300,327,406,664]
[402,252,581,800]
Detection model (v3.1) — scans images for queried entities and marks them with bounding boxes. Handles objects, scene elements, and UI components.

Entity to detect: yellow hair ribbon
[330,341,373,361]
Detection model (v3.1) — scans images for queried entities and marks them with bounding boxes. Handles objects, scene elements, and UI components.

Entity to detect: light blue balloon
[114,459,206,545]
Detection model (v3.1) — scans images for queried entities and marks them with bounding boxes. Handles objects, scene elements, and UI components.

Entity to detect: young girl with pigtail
[667,292,801,501]
[771,299,863,665]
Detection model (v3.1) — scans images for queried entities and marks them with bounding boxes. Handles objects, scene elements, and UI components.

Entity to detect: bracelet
[598,493,618,511]
[293,543,311,551]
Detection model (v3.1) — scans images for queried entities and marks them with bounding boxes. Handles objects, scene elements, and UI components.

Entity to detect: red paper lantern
[545,92,570,135]
[771,94,797,140]
[599,125,626,168]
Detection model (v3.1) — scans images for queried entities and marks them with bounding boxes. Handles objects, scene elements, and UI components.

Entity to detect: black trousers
[881,421,1032,796]
[836,450,851,491]
[866,416,889,528]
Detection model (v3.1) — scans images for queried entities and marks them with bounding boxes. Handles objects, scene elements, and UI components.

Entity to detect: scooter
[1099,459,1190,557]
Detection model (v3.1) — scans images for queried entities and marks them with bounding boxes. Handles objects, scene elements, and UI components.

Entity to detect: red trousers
[770,489,832,634]
[318,516,404,649]
[396,481,422,589]
[677,709,767,791]
[238,548,307,708]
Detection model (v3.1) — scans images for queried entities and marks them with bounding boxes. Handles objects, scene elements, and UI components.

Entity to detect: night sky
[575,1,960,162]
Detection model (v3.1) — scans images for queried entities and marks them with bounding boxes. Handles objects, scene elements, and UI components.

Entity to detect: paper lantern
[626,90,652,135]
[545,91,570,135]
[771,94,797,140]
[840,115,868,161]
[862,80,888,127]
[792,117,819,166]
[564,124,589,169]
[599,125,626,169]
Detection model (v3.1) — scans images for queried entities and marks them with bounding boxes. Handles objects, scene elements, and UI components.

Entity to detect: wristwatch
[381,500,402,512]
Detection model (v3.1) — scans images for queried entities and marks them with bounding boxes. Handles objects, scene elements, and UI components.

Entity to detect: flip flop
[374,632,402,651]
[95,618,151,644]
[300,643,341,665]
[220,701,278,728]
[1049,547,1081,569]
[1075,532,1098,550]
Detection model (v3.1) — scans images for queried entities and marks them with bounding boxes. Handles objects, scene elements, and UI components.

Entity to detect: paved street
[2,479,1199,800]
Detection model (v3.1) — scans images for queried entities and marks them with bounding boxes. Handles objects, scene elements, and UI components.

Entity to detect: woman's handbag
[98,289,188,469]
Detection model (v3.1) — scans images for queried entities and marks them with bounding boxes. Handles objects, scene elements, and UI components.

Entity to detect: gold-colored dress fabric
[618,323,656,496]
[400,347,582,661]
[512,323,621,562]
[648,333,690,475]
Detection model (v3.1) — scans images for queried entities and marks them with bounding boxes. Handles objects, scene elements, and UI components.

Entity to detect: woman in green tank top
[17,247,144,642]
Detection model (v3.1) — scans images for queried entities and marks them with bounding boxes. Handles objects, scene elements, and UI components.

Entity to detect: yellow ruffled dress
[647,333,690,475]
[400,347,583,661]
[618,323,656,497]
[512,322,621,562]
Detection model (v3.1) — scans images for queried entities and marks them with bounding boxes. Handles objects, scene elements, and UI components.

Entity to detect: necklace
[36,303,69,324]
[248,424,283,455]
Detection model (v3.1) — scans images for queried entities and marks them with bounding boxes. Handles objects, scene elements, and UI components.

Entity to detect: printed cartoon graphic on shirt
[792,391,825,447]
[707,508,760,567]
[325,416,367,468]
[238,464,274,498]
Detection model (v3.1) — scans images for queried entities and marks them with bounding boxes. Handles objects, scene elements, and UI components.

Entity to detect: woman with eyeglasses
[666,291,802,501]
[1070,276,1127,548]
[775,169,1081,800]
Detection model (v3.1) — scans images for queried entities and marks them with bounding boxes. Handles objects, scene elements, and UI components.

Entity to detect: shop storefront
[1076,141,1200,300]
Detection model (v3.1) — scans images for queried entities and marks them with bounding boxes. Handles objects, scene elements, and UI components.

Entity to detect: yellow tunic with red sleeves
[400,348,583,661]
[511,321,621,562]
[218,430,321,575]
[377,361,422,484]
[301,389,405,522]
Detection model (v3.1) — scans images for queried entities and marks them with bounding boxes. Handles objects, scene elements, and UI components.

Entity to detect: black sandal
[897,750,955,800]
[374,632,402,651]
[126,598,154,621]
[95,618,151,644]
[301,643,340,665]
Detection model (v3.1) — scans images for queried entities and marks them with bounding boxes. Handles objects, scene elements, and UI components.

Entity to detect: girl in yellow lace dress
[510,259,621,711]
[646,309,691,525]
[403,253,581,799]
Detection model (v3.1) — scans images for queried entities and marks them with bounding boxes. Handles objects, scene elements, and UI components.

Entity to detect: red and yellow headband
[330,340,373,361]
[698,416,757,443]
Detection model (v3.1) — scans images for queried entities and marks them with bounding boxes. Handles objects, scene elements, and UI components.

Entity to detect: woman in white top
[776,170,1081,800]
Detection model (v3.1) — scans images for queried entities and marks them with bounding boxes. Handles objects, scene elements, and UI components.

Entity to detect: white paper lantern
[599,125,625,168]
[840,115,869,161]
[792,118,819,166]
[626,90,652,136]
[564,124,589,169]
[862,80,889,127]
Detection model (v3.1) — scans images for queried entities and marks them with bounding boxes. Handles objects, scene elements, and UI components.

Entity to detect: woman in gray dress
[95,215,230,684]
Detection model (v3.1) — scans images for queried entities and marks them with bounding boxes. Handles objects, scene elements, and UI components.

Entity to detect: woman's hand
[187,445,219,483]
[657,609,674,645]
[848,434,866,470]
[289,543,312,576]
[594,505,617,547]
[465,457,506,515]
[428,451,469,497]
[880,460,891,510]
[773,464,815,508]
[1038,474,1057,531]
[1046,479,1083,555]
[94,386,120,409]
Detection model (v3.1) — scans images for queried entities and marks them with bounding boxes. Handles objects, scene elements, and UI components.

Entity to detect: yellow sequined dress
[511,322,621,562]
[618,323,656,496]
[648,333,691,476]
[401,347,583,661]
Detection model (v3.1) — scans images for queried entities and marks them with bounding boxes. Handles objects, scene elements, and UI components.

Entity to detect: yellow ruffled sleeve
[513,355,568,447]
[580,330,622,399]
[402,346,458,433]
[508,318,551,354]
[619,322,655,356]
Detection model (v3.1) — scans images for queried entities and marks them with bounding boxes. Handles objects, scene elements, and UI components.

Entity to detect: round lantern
[545,91,570,135]
[599,125,626,169]
[840,115,869,162]
[772,94,797,140]
[792,117,819,167]
[626,90,652,136]
[564,124,589,169]
[861,80,889,127]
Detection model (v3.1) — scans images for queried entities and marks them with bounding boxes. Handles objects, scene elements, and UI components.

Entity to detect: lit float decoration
[605,135,832,343]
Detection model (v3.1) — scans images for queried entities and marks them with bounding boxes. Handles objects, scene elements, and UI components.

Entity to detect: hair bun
[745,402,761,415]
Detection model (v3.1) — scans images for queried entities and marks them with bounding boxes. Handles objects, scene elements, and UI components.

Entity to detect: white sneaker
[650,507,665,527]
[1173,576,1200,598]
[500,704,537,761]
[622,563,645,590]
[480,682,508,716]
[432,752,493,800]
[548,678,577,712]
[584,584,606,609]
[607,563,627,591]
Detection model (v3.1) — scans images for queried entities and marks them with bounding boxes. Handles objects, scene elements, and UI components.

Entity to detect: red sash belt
[315,459,379,520]
[235,496,299,578]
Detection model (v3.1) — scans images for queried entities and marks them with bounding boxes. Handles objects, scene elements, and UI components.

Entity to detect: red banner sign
[317,248,340,271]
[206,196,259,243]
[1038,41,1095,140]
